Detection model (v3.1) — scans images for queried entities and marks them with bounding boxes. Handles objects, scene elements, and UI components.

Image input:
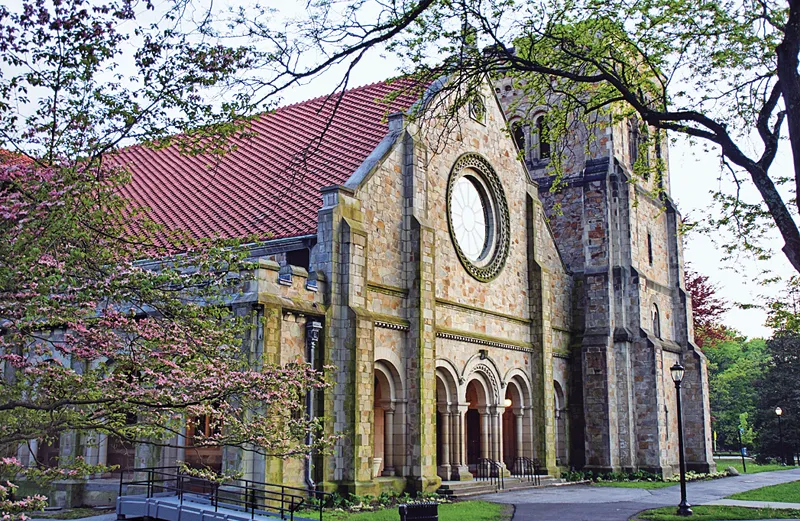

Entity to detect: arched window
[628,118,640,166]
[629,118,651,177]
[640,125,650,177]
[652,304,661,338]
[511,121,525,153]
[536,115,550,160]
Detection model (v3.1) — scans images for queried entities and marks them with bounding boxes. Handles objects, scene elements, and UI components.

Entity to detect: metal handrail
[511,457,541,486]
[118,466,331,521]
[475,458,504,491]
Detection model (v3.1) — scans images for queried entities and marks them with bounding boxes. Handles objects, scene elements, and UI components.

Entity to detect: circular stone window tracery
[446,153,510,282]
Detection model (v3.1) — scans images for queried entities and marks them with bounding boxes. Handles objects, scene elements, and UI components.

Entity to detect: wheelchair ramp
[117,494,319,521]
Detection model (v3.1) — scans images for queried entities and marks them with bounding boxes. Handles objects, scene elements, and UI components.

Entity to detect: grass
[729,480,800,503]
[593,480,677,489]
[319,501,511,521]
[634,505,800,520]
[715,458,798,475]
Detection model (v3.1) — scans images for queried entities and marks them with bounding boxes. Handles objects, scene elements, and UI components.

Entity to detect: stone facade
[27,75,715,506]
[496,79,715,476]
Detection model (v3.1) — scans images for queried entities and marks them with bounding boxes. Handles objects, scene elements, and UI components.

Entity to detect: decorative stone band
[374,320,410,331]
[436,330,534,353]
[553,351,570,360]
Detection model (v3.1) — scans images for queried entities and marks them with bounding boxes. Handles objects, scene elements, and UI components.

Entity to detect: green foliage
[753,332,800,461]
[320,501,510,521]
[568,468,730,487]
[729,480,800,503]
[714,458,796,475]
[636,505,800,521]
[593,481,676,489]
[765,276,800,334]
[318,491,447,513]
[705,336,768,450]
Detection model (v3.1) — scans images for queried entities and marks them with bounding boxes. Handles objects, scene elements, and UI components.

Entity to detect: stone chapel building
[20,74,715,504]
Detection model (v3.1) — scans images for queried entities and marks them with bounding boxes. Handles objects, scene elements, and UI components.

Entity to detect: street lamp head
[670,363,685,384]
[776,406,783,416]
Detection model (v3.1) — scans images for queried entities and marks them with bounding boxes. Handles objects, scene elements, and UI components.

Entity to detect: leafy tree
[753,332,800,462]
[704,335,768,450]
[685,266,730,348]
[0,0,332,517]
[765,275,800,333]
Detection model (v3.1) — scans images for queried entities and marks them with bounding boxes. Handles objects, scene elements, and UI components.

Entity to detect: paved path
[478,468,800,521]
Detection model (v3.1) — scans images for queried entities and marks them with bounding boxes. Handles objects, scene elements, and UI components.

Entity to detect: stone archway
[373,360,403,477]
[502,382,523,469]
[464,372,497,468]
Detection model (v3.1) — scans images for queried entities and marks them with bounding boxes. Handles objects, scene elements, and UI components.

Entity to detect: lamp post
[670,362,692,517]
[776,407,784,465]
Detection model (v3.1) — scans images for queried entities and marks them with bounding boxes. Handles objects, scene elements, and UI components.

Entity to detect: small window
[511,122,525,153]
[652,304,661,338]
[536,115,551,159]
[647,232,653,265]
[468,96,486,124]
[190,415,221,440]
[640,125,650,178]
[628,119,640,166]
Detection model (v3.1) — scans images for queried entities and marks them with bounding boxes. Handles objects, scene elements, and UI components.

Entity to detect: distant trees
[754,333,800,463]
[685,266,765,451]
[705,336,767,450]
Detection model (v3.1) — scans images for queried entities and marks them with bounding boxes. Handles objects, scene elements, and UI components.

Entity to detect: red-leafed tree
[685,266,731,348]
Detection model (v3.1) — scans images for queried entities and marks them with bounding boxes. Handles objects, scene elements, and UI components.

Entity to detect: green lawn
[715,458,798,475]
[593,481,677,489]
[319,501,510,521]
[634,505,800,520]
[729,480,800,503]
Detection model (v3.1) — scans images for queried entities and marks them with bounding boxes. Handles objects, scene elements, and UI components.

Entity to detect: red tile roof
[112,78,426,243]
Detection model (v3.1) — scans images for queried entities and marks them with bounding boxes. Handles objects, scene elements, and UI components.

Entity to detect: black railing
[475,458,504,491]
[118,466,330,521]
[511,457,541,486]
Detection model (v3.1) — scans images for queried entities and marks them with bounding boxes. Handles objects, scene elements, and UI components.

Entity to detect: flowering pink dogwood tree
[0,0,332,518]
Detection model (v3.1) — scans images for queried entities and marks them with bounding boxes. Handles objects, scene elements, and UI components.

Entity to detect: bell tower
[494,76,715,476]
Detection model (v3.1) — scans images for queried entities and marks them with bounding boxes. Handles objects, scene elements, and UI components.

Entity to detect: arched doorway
[464,376,494,468]
[502,382,524,469]
[373,360,402,477]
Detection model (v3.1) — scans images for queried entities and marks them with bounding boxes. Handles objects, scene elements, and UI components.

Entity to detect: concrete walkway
[708,498,800,509]
[478,467,800,521]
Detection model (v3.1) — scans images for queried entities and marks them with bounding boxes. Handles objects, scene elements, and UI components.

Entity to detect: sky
[671,140,794,339]
[6,0,789,339]
[277,47,791,340]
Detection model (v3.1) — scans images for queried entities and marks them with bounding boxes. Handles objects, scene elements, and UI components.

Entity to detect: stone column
[492,409,502,463]
[480,411,490,459]
[382,405,395,476]
[515,410,525,459]
[437,406,451,480]
[440,411,450,466]
[449,409,458,466]
[450,404,472,480]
